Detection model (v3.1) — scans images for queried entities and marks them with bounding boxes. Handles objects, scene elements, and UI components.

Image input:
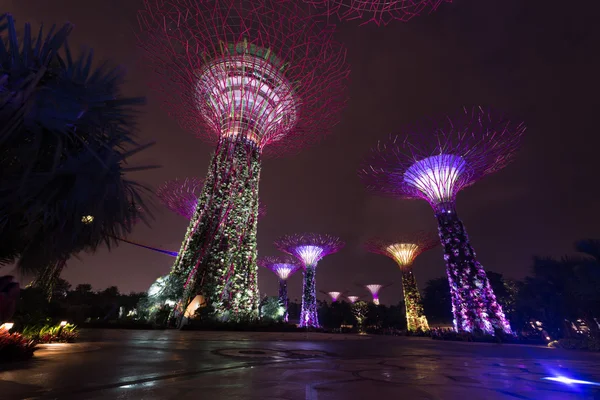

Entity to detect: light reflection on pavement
[1,330,599,399]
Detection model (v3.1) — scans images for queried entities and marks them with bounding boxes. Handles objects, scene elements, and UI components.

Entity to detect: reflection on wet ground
[1,330,599,399]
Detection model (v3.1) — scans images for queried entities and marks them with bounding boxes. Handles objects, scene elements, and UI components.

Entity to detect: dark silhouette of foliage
[0,13,155,295]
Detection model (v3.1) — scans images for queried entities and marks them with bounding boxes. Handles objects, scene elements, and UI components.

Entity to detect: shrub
[549,337,600,351]
[0,331,37,362]
[22,323,78,343]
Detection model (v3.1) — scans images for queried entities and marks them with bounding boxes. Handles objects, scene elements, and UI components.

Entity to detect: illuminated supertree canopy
[347,296,359,303]
[360,106,525,335]
[257,256,301,322]
[138,0,348,322]
[275,233,344,328]
[156,178,204,220]
[157,178,267,220]
[365,232,438,332]
[326,291,341,302]
[307,0,451,26]
[365,284,384,305]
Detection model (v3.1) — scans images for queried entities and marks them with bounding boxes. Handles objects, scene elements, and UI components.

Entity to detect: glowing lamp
[59,321,68,327]
[81,215,94,224]
[0,322,14,331]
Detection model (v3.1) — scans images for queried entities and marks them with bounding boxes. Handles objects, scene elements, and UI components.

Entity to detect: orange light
[0,322,14,331]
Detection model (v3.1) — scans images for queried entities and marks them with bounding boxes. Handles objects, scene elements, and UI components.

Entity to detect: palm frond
[574,239,600,263]
[0,14,156,278]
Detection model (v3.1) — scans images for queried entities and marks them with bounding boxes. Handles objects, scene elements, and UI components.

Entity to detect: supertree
[157,178,267,220]
[323,291,342,302]
[138,0,349,321]
[365,284,385,305]
[347,295,359,303]
[275,233,344,328]
[257,256,302,322]
[360,106,525,335]
[306,0,450,26]
[365,232,438,332]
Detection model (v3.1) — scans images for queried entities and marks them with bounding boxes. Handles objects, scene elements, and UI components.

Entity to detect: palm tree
[0,14,155,299]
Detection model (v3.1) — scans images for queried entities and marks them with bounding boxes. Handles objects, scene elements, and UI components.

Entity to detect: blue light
[542,376,600,386]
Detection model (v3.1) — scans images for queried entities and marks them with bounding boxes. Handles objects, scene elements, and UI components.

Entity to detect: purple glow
[347,296,359,303]
[327,291,341,301]
[116,237,178,257]
[156,177,204,220]
[360,107,525,211]
[138,0,350,157]
[365,284,383,305]
[258,256,302,281]
[275,233,344,328]
[404,154,467,208]
[542,376,600,386]
[296,245,325,266]
[258,256,302,322]
[275,233,345,268]
[360,107,524,336]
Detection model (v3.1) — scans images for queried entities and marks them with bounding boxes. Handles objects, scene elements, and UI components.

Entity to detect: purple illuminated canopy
[274,233,345,267]
[257,256,302,280]
[360,106,525,212]
[156,177,204,220]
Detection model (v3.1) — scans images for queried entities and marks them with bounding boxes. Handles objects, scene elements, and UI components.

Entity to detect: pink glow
[138,0,349,157]
[307,0,451,26]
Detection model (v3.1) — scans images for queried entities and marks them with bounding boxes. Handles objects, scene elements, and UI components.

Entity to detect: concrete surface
[1,329,600,399]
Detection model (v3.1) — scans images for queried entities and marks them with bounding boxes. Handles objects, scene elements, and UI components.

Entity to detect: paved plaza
[1,330,600,399]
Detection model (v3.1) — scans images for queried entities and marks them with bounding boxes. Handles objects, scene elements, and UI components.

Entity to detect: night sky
[9,0,600,305]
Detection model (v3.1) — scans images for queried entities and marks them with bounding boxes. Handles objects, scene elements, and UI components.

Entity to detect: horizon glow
[404,154,467,206]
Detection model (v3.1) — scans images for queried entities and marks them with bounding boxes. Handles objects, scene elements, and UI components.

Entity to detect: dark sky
[9,0,600,305]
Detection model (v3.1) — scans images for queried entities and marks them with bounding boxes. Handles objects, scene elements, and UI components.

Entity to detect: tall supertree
[360,106,525,335]
[275,233,344,328]
[139,0,349,321]
[306,0,450,26]
[157,178,267,220]
[257,256,301,322]
[365,284,385,305]
[347,295,359,303]
[365,232,438,332]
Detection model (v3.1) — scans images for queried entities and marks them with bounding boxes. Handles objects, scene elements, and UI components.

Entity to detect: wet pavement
[1,330,600,399]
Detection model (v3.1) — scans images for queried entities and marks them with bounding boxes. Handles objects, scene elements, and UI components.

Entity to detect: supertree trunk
[401,265,429,332]
[170,137,261,322]
[300,265,319,328]
[33,259,66,302]
[278,279,289,322]
[436,209,511,334]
